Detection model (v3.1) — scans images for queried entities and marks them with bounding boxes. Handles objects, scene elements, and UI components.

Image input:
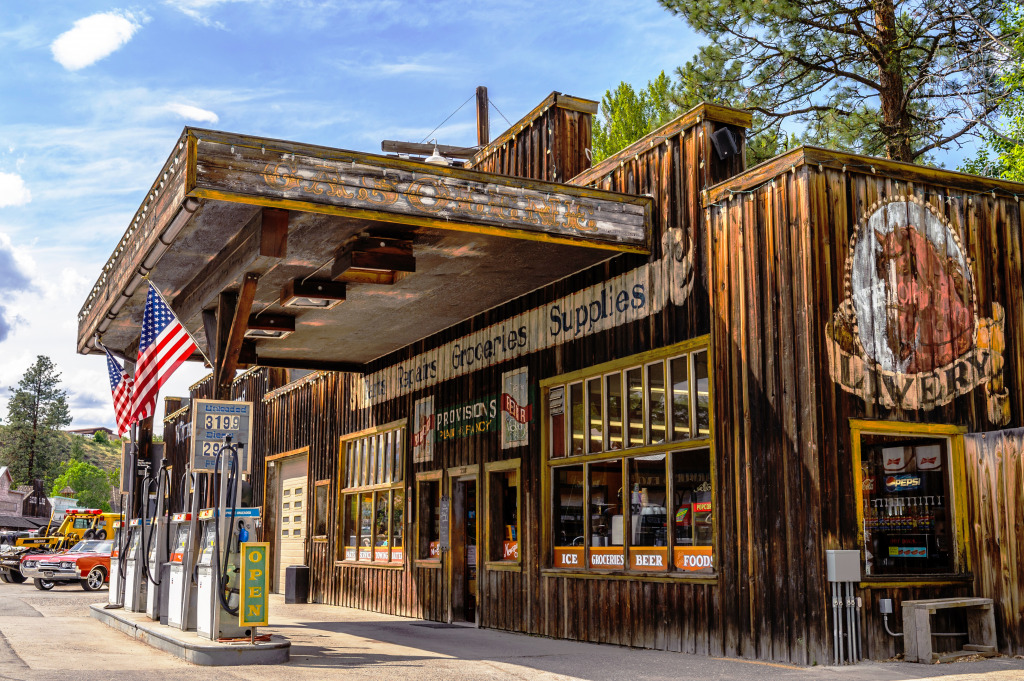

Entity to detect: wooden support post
[215,272,260,399]
[476,86,489,146]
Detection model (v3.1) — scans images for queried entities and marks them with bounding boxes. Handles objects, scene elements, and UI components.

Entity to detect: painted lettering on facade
[825,196,1009,422]
[435,396,498,442]
[360,228,695,406]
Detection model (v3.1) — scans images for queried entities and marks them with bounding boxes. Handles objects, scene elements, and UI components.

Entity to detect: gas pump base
[89,603,289,666]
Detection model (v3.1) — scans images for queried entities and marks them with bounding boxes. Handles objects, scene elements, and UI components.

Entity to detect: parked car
[19,540,113,591]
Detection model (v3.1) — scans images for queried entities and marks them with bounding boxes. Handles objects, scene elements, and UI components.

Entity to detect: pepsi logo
[884,474,921,492]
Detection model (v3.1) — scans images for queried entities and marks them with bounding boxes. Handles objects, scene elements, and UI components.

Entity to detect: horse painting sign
[826,196,1009,423]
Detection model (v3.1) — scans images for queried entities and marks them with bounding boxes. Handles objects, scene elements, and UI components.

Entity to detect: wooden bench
[902,597,997,663]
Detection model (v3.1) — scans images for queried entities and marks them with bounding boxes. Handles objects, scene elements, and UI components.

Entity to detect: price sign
[190,399,253,473]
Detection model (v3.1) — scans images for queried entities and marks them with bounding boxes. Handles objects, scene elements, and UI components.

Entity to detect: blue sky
[0,1,702,430]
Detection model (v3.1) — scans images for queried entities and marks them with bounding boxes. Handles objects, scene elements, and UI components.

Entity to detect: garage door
[276,454,308,594]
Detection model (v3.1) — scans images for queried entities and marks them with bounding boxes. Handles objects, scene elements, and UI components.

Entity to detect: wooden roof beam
[173,206,289,326]
[215,272,259,398]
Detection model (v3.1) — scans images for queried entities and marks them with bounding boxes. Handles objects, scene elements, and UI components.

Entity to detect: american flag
[105,348,135,437]
[131,283,198,422]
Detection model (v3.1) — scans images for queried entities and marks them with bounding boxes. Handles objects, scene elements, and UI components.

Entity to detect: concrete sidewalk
[1,584,1023,680]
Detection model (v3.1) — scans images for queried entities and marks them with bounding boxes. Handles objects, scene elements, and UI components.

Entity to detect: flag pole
[144,280,212,367]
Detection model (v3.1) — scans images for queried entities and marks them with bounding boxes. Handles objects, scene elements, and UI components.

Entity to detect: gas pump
[144,463,171,621]
[195,436,261,640]
[107,520,123,607]
[167,469,203,629]
[123,518,151,612]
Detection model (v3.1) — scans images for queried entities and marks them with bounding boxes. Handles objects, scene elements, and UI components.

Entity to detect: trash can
[285,564,309,604]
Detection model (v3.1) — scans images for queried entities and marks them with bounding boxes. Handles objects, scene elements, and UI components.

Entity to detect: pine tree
[592,72,676,162]
[658,0,1009,162]
[1,356,72,486]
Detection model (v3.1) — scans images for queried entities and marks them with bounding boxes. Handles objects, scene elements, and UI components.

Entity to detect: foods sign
[826,196,1009,423]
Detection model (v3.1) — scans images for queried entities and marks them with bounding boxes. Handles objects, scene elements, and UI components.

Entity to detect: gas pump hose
[213,441,240,616]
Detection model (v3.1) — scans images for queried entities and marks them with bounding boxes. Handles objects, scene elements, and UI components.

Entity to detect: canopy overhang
[77,128,652,371]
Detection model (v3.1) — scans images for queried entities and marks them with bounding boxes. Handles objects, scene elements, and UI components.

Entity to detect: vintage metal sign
[239,542,269,627]
[360,227,694,406]
[412,396,434,464]
[436,396,498,442]
[825,196,1009,422]
[501,368,530,449]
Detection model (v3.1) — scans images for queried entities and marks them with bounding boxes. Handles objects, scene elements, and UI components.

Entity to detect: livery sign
[826,196,1009,423]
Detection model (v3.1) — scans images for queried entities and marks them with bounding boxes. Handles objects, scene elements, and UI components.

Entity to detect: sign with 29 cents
[190,399,253,473]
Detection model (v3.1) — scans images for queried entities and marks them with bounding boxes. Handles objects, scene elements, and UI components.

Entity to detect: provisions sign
[240,542,269,627]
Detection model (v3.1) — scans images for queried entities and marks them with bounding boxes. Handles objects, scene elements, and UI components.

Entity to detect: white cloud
[51,12,142,71]
[0,172,30,207]
[165,103,220,124]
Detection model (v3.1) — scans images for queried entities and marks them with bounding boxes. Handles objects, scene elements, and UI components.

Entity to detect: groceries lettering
[452,327,527,370]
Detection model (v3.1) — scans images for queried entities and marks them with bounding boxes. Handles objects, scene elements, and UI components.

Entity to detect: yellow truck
[0,509,120,583]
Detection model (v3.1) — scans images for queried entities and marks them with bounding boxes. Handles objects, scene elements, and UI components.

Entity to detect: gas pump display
[167,512,200,630]
[123,519,150,613]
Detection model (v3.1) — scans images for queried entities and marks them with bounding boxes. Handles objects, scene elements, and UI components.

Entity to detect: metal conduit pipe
[86,197,201,351]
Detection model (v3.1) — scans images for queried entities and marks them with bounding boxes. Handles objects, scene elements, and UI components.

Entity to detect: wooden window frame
[850,419,972,587]
[540,336,717,582]
[336,420,407,567]
[484,458,522,571]
[312,479,330,541]
[414,470,443,568]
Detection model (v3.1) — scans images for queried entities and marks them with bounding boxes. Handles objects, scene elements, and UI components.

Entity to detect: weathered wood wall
[965,428,1024,655]
[706,147,1024,662]
[467,92,597,183]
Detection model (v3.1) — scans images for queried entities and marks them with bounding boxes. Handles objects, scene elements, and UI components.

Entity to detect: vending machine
[123,518,151,613]
[166,512,200,630]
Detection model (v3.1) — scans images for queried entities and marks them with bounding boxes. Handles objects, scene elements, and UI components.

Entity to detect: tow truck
[0,509,120,583]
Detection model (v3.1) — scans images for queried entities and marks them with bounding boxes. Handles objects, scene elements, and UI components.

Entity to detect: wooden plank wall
[965,428,1024,655]
[707,158,1024,662]
[468,99,593,183]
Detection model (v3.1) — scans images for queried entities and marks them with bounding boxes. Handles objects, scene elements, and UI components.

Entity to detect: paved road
[1,580,1023,681]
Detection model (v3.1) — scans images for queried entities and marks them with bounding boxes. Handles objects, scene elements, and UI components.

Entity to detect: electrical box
[826,549,861,582]
[879,598,893,614]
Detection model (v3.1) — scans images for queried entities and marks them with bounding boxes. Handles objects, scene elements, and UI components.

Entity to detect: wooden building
[80,91,1024,665]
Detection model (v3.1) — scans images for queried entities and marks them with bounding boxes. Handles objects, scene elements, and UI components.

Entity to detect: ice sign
[190,399,253,473]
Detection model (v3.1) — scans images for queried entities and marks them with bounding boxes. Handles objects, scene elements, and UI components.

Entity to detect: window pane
[550,386,566,459]
[383,431,392,484]
[359,493,373,560]
[552,465,584,568]
[570,382,585,456]
[418,480,441,560]
[861,436,954,576]
[589,459,624,570]
[647,362,666,445]
[393,429,403,483]
[587,377,603,453]
[629,454,668,571]
[489,469,519,562]
[672,449,714,573]
[606,373,623,451]
[345,442,353,487]
[343,494,358,560]
[670,356,690,441]
[314,484,328,537]
[376,434,386,485]
[626,368,644,448]
[374,491,390,561]
[694,351,710,437]
[392,489,404,561]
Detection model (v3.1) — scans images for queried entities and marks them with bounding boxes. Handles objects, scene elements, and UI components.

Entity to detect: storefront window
[417,477,441,560]
[338,422,406,563]
[589,459,624,569]
[391,489,404,562]
[313,480,329,539]
[629,455,668,571]
[552,465,584,568]
[544,341,715,575]
[487,464,520,563]
[860,433,956,576]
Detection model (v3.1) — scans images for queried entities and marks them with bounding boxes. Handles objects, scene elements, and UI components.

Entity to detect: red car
[19,540,113,591]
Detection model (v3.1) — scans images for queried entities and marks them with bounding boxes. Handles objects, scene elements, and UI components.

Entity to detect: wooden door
[275,454,308,594]
[449,476,478,623]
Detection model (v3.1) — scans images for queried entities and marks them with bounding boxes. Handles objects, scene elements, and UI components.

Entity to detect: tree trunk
[873,0,913,161]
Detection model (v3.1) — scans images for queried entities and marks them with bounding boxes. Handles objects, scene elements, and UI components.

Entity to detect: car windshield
[68,540,113,554]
